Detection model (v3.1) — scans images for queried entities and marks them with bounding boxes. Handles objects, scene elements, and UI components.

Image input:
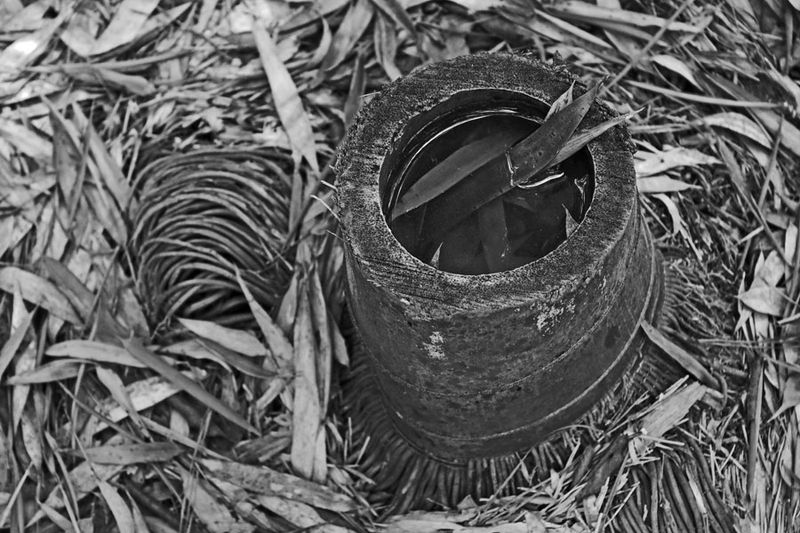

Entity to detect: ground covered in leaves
[1,0,799,532]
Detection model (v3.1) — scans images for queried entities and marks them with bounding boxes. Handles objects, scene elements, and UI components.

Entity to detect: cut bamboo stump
[336,53,663,463]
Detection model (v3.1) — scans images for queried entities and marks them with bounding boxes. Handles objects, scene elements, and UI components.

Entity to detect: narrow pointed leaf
[407,83,602,246]
[508,81,599,186]
[391,128,529,219]
[545,81,575,120]
[123,337,258,434]
[550,111,634,167]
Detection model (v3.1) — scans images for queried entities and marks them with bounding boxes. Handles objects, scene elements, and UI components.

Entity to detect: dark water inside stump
[387,112,593,275]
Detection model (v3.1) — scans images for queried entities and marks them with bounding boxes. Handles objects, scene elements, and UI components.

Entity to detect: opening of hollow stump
[335,53,665,509]
[383,89,595,274]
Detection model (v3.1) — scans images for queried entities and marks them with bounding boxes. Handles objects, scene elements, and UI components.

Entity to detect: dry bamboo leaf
[330,314,349,366]
[319,0,375,74]
[89,375,182,434]
[635,381,706,449]
[0,309,33,381]
[640,322,716,388]
[545,81,575,120]
[59,64,155,95]
[96,366,149,434]
[0,118,52,161]
[97,480,136,533]
[547,1,701,32]
[534,9,614,50]
[178,318,267,357]
[160,339,234,371]
[770,374,800,421]
[653,193,685,237]
[391,128,528,218]
[19,411,43,471]
[698,112,772,148]
[308,269,332,414]
[28,462,124,524]
[11,340,36,431]
[385,512,535,533]
[637,175,699,194]
[82,442,182,465]
[0,6,71,77]
[344,53,366,129]
[255,495,352,533]
[46,340,145,367]
[549,112,633,167]
[70,104,131,209]
[123,338,257,434]
[60,9,103,57]
[200,459,356,512]
[634,146,720,177]
[180,467,255,533]
[628,80,781,108]
[650,54,699,87]
[291,285,321,478]
[374,12,401,80]
[6,360,81,385]
[91,0,159,56]
[441,0,506,12]
[35,504,73,532]
[738,286,786,316]
[253,24,319,172]
[308,16,333,66]
[277,273,299,333]
[235,270,294,366]
[371,0,416,37]
[0,268,80,324]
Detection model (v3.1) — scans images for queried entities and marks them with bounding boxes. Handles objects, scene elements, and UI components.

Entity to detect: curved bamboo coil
[129,149,293,329]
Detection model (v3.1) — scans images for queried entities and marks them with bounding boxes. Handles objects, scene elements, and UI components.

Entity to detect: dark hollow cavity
[382,90,595,275]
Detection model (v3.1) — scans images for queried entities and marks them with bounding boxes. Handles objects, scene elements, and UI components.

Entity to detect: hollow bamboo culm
[336,53,663,464]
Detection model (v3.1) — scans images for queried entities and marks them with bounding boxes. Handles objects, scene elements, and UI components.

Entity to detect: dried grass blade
[122,337,257,434]
[253,24,319,173]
